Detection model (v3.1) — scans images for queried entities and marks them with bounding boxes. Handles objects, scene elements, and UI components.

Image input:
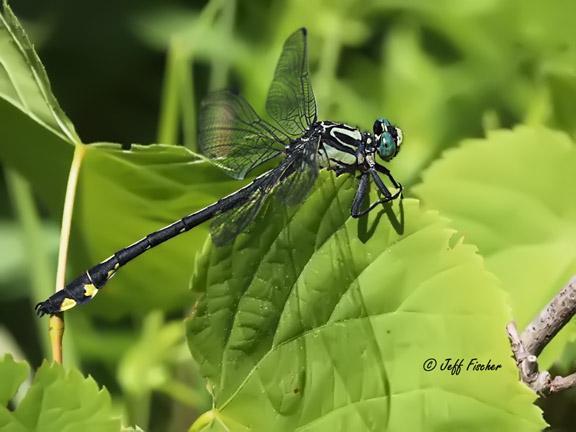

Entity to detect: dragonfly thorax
[317,121,364,168]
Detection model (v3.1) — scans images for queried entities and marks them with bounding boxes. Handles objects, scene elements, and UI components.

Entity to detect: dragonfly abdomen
[34,272,98,314]
[35,179,260,316]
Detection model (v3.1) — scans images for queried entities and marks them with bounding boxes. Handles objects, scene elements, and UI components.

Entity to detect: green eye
[378,132,397,160]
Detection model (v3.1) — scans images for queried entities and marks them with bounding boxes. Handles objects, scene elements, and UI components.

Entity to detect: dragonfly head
[373,118,403,162]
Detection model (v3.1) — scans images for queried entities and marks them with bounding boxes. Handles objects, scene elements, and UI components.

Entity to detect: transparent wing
[198,90,288,180]
[210,138,320,246]
[210,187,269,246]
[210,170,280,246]
[266,28,317,138]
[275,138,319,206]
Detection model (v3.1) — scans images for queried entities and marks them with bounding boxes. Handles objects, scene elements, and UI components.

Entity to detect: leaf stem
[188,410,217,432]
[157,38,184,146]
[209,0,236,90]
[126,392,151,430]
[51,143,86,364]
[316,31,341,110]
[181,52,197,150]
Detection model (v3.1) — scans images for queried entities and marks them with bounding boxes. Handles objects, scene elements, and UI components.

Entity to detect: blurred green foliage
[1,0,576,430]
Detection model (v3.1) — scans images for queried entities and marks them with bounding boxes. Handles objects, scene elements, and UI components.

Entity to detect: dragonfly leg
[374,162,403,194]
[351,171,391,217]
[369,169,393,199]
[351,172,370,217]
[352,166,404,218]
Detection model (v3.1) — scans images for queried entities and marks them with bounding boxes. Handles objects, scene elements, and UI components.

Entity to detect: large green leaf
[0,0,77,143]
[0,1,79,213]
[0,354,124,431]
[187,173,545,432]
[413,126,576,368]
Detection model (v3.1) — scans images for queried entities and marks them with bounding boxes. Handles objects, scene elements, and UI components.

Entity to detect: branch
[507,277,576,395]
[522,277,576,356]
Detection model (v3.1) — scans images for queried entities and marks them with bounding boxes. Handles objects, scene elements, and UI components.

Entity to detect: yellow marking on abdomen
[84,283,98,298]
[60,298,77,311]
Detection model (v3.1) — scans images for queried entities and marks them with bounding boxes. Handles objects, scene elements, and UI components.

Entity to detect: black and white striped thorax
[313,121,366,168]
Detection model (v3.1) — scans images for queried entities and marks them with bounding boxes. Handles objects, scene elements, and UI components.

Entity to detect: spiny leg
[374,162,403,196]
[351,172,370,217]
[360,168,401,212]
[351,171,391,217]
[369,169,393,200]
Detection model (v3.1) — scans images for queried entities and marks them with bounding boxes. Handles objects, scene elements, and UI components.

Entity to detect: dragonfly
[35,28,403,317]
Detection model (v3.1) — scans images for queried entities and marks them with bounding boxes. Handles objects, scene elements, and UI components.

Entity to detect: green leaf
[413,126,576,368]
[0,1,77,213]
[0,0,78,143]
[0,354,29,405]
[187,173,545,431]
[0,354,123,432]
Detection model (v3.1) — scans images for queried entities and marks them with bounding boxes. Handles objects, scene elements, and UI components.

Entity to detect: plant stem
[181,54,197,151]
[209,0,236,90]
[522,277,576,356]
[157,38,184,146]
[316,31,341,110]
[188,410,217,432]
[126,392,151,430]
[507,276,576,395]
[51,144,86,364]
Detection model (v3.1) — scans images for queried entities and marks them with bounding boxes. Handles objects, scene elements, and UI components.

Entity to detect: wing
[275,138,319,206]
[210,186,269,246]
[210,138,320,246]
[198,91,289,180]
[209,170,280,246]
[266,28,317,138]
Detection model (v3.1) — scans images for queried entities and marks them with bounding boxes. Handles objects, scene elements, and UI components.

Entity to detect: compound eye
[378,132,398,161]
[373,118,393,136]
